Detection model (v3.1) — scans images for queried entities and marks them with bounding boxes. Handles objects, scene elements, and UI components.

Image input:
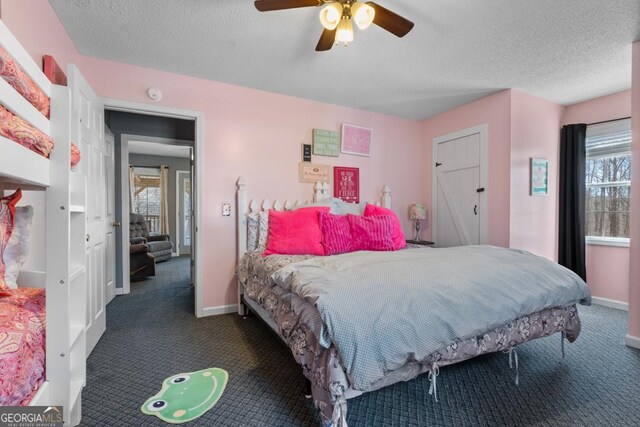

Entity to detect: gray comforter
[271,245,591,391]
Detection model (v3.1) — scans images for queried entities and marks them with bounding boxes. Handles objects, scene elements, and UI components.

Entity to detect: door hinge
[435,162,442,167]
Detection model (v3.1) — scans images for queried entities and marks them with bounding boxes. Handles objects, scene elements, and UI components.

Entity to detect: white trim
[115,288,127,296]
[175,170,191,257]
[103,98,205,318]
[28,381,50,406]
[201,304,237,317]
[431,124,489,246]
[624,334,640,349]
[591,296,628,311]
[586,236,630,248]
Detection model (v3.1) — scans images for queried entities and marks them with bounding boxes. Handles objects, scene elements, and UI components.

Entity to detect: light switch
[222,203,231,217]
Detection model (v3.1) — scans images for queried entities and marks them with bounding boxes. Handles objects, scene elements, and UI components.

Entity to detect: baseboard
[591,296,628,311]
[115,288,126,295]
[172,252,179,257]
[625,334,640,349]
[201,304,237,317]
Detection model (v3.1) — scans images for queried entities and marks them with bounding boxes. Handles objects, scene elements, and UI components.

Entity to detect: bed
[235,177,591,426]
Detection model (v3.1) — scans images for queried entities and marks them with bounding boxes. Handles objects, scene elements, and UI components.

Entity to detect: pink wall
[562,91,632,125]
[563,90,632,304]
[629,42,640,338]
[509,90,563,260]
[1,1,423,309]
[421,90,512,246]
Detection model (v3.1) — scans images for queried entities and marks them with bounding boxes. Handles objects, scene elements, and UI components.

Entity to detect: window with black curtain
[585,118,631,245]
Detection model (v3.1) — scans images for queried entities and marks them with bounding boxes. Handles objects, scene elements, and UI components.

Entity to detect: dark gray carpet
[80,257,640,426]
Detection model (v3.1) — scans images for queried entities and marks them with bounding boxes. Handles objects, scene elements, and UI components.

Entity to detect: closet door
[69,66,109,356]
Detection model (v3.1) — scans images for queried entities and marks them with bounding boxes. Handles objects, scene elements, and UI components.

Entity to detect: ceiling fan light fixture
[335,17,354,46]
[351,1,375,30]
[319,2,343,30]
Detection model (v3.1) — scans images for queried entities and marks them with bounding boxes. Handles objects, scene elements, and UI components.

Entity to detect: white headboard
[235,176,392,314]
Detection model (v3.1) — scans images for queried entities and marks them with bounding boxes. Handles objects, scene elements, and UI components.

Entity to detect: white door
[69,65,112,355]
[433,127,487,247]
[176,170,192,256]
[105,130,116,305]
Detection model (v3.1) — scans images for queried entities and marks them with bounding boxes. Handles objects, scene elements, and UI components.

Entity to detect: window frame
[584,119,631,247]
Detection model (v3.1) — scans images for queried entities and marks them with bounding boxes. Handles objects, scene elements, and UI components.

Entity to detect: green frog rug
[142,368,228,424]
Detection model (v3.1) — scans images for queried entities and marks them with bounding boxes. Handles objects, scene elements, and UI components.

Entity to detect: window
[585,118,631,245]
[133,167,161,235]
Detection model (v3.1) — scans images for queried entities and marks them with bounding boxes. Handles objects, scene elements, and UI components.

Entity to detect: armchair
[129,213,174,262]
[130,243,155,281]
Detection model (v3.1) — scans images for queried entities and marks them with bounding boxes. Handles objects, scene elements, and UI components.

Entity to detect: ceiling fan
[254,0,415,51]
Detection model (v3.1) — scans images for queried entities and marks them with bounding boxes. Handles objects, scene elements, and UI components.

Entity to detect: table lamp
[408,203,427,241]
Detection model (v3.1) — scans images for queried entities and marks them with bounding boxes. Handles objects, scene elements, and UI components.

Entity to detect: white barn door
[69,66,113,355]
[432,125,487,247]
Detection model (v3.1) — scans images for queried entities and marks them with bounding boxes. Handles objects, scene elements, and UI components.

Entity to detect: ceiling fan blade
[366,2,414,38]
[254,0,321,12]
[316,28,336,51]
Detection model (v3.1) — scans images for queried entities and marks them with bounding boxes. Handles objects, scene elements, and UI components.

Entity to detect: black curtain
[558,124,587,281]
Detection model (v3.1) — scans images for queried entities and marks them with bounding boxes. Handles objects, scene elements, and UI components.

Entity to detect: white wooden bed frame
[235,176,392,315]
[0,20,86,425]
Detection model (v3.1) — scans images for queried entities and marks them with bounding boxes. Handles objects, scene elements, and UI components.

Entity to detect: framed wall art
[341,124,372,157]
[334,166,360,203]
[312,129,340,157]
[530,158,549,196]
[299,162,331,183]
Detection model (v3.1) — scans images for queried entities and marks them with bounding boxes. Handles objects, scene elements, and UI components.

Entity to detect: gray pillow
[246,213,259,252]
[338,201,367,215]
[290,198,343,214]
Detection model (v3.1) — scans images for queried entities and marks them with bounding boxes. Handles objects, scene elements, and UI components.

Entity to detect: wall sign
[334,167,360,203]
[299,162,331,183]
[302,144,312,162]
[531,158,549,196]
[313,129,340,157]
[341,124,372,157]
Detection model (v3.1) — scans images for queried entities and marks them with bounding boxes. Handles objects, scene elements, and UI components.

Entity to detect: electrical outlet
[222,203,231,217]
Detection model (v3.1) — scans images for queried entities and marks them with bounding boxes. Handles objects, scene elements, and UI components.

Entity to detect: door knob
[112,221,121,227]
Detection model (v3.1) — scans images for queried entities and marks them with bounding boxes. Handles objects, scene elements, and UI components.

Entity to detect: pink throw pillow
[363,204,406,250]
[263,207,330,256]
[347,214,396,252]
[0,189,22,291]
[318,212,352,255]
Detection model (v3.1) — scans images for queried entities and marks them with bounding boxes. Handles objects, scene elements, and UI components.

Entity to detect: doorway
[432,124,488,247]
[103,102,204,317]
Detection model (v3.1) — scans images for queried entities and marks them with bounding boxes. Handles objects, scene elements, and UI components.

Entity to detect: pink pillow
[0,189,22,291]
[318,212,352,255]
[347,214,396,252]
[363,204,406,250]
[263,207,330,256]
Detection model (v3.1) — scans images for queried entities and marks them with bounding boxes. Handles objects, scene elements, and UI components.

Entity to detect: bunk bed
[0,19,86,426]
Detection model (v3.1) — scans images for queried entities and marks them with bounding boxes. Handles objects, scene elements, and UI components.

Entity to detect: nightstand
[406,239,435,246]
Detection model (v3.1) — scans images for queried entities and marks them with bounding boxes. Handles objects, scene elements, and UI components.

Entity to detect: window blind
[586,118,632,158]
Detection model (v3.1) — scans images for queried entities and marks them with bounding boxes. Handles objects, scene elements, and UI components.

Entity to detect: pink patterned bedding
[0,45,50,118]
[0,104,53,158]
[0,288,46,406]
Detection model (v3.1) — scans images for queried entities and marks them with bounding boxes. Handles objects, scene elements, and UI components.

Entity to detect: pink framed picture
[341,124,372,157]
[334,167,360,203]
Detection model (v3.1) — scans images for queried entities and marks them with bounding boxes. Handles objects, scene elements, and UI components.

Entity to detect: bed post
[314,181,331,202]
[382,185,392,208]
[237,176,248,315]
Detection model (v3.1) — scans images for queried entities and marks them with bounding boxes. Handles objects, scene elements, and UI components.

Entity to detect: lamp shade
[351,2,375,30]
[319,3,343,30]
[335,18,354,45]
[408,203,427,220]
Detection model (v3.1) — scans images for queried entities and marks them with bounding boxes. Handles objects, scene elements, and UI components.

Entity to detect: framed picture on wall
[334,166,360,203]
[341,124,372,157]
[531,158,549,196]
[299,162,331,183]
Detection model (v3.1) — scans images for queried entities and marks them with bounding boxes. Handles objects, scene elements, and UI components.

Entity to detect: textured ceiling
[49,0,640,120]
